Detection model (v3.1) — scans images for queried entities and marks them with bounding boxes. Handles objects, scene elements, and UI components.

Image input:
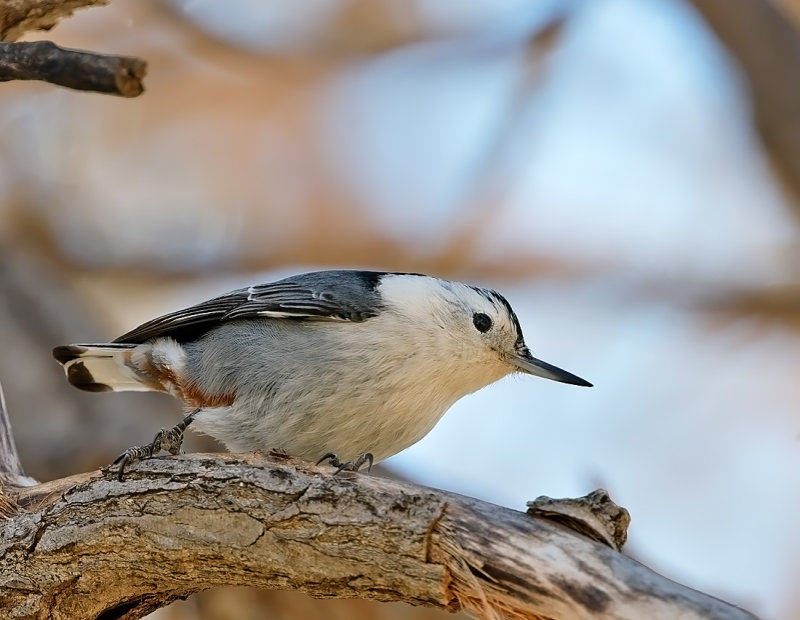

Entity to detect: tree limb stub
[0,453,756,620]
[0,40,145,96]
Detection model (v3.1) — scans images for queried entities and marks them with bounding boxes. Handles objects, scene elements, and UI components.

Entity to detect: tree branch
[0,40,145,96]
[0,381,35,516]
[689,0,800,209]
[1,452,756,620]
[0,1,147,96]
[0,0,108,41]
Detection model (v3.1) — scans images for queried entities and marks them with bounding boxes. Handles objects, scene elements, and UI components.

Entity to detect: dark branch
[0,40,145,96]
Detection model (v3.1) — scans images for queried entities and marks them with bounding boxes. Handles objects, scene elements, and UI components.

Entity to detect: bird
[53,270,591,477]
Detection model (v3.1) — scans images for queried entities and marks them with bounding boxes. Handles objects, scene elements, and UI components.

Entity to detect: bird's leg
[334,452,374,474]
[316,452,374,473]
[110,408,200,481]
[335,452,373,474]
[353,452,374,473]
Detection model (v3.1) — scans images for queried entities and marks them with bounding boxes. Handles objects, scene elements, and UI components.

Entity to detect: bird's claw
[110,427,181,482]
[317,452,374,474]
[108,409,198,481]
[316,452,341,467]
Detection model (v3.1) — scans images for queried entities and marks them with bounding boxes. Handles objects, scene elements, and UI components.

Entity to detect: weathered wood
[0,453,757,620]
[0,0,108,41]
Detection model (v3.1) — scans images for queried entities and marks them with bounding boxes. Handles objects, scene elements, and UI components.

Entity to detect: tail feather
[53,344,153,393]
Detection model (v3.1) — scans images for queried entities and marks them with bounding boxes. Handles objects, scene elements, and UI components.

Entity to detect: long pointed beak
[512,348,593,387]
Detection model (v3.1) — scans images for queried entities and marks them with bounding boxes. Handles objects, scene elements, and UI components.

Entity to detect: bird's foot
[109,409,199,481]
[317,452,374,474]
[316,452,342,468]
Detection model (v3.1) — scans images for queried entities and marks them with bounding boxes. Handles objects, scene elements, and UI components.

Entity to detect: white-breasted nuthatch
[53,270,591,476]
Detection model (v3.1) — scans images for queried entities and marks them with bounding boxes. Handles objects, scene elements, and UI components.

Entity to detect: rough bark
[0,452,756,620]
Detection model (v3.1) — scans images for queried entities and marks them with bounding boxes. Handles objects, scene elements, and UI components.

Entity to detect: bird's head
[378,274,592,388]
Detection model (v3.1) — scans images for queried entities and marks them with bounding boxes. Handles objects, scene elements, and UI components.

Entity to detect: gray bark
[0,452,757,620]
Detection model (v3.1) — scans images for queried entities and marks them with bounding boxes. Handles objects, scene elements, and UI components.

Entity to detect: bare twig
[0,381,36,517]
[0,382,35,488]
[0,452,756,620]
[0,40,145,96]
[0,382,23,481]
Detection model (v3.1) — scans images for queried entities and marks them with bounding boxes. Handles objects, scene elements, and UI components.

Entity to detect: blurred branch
[0,245,185,479]
[0,0,107,41]
[690,0,800,208]
[0,383,23,483]
[1,451,755,620]
[0,40,145,96]
[0,0,147,96]
[705,283,800,329]
[0,381,35,517]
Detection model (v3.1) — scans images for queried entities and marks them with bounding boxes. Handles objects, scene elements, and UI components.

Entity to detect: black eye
[473,312,492,333]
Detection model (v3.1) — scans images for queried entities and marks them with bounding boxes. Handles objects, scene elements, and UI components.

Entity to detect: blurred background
[1,0,798,618]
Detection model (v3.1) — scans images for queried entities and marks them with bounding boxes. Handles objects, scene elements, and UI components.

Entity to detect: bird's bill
[512,350,593,387]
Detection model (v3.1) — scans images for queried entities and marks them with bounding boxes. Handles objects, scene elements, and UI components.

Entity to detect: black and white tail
[53,344,151,393]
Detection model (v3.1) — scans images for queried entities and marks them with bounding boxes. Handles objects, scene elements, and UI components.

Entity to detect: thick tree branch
[0,40,145,96]
[1,452,756,620]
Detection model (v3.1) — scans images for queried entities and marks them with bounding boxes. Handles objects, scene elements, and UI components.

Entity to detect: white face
[377,275,523,368]
[445,282,526,366]
[378,274,592,387]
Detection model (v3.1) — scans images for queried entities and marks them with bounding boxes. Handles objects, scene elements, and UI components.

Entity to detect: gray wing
[113,270,388,344]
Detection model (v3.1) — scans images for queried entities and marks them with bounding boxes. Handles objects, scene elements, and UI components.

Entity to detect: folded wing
[113,270,387,344]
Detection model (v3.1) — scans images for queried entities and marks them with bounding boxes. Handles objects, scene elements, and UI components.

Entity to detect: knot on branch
[526,489,630,551]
